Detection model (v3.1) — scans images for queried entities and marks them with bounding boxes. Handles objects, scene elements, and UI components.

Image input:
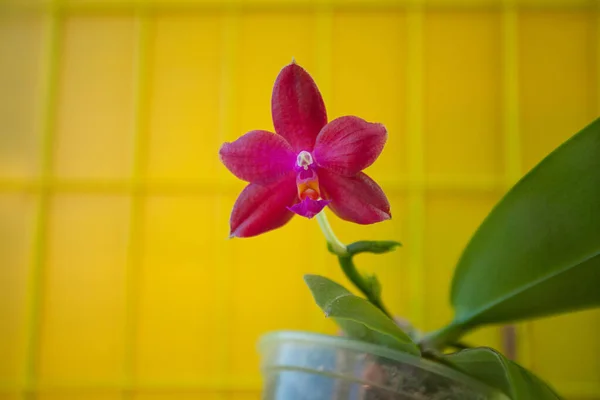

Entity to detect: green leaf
[304,274,420,356]
[333,318,417,351]
[347,240,402,255]
[444,347,562,400]
[450,118,600,328]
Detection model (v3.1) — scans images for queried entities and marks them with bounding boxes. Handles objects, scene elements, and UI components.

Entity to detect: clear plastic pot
[259,331,510,400]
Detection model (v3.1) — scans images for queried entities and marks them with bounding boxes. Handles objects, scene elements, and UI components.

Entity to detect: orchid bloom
[219,62,391,238]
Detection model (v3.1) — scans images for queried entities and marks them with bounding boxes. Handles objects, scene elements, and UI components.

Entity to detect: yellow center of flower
[297,180,320,200]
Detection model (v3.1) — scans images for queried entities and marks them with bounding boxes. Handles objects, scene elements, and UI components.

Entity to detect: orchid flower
[219,62,391,238]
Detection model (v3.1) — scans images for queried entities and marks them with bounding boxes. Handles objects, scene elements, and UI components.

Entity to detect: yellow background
[1,0,599,399]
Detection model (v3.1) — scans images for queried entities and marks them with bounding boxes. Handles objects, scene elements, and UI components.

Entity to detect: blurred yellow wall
[1,0,599,399]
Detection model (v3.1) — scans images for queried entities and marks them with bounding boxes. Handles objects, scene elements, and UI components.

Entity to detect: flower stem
[315,211,393,319]
[316,211,348,256]
[338,255,393,319]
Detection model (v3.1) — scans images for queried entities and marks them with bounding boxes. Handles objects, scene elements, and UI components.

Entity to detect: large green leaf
[450,118,600,328]
[444,347,562,400]
[304,274,420,356]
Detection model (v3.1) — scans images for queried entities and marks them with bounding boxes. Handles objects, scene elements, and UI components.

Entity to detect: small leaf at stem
[364,273,382,300]
[304,274,420,356]
[347,240,402,255]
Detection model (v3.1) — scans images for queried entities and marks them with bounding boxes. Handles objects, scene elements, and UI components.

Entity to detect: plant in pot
[218,62,600,399]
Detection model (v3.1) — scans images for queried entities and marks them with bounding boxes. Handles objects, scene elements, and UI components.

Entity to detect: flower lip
[295,167,321,202]
[287,198,330,219]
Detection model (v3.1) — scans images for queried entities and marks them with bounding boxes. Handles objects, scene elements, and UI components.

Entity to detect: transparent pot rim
[259,330,506,397]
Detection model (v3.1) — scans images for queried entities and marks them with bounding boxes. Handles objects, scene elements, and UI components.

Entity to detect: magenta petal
[319,170,391,224]
[288,198,330,219]
[271,63,327,152]
[219,130,296,184]
[230,176,297,238]
[313,116,387,176]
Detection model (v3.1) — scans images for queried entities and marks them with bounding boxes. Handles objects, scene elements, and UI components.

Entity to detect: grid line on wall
[500,1,518,363]
[312,3,335,333]
[4,0,599,12]
[122,8,151,399]
[500,2,533,369]
[502,3,521,187]
[23,4,62,400]
[214,7,240,395]
[0,176,512,194]
[406,2,425,329]
[0,380,263,393]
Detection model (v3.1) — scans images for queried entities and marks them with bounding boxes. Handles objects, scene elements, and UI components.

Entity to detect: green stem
[316,211,347,256]
[316,211,471,351]
[315,211,392,318]
[338,255,393,319]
